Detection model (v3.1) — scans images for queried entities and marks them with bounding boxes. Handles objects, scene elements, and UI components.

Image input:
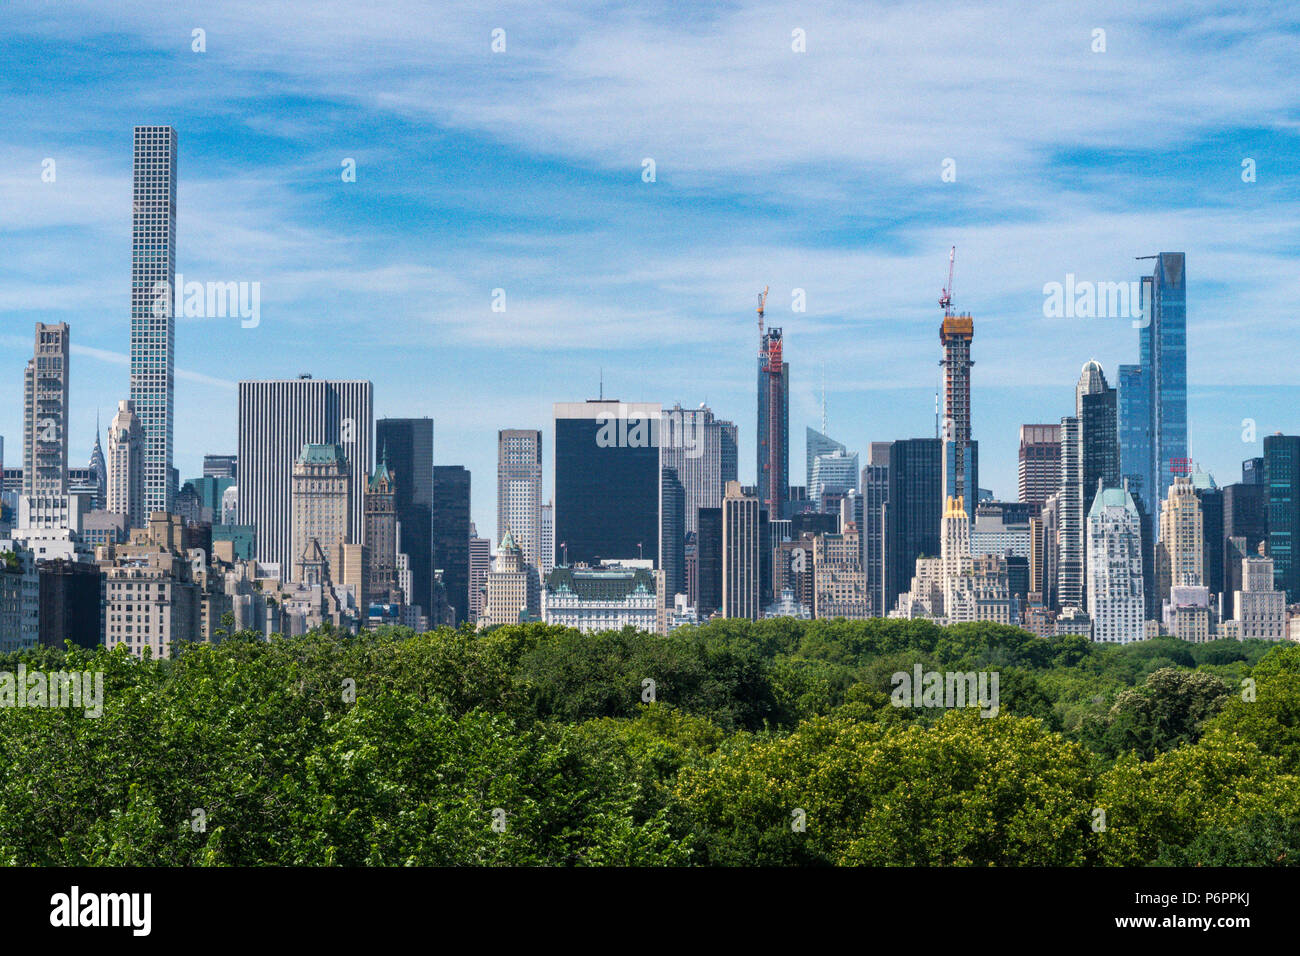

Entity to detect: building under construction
[755,288,789,520]
[939,248,978,520]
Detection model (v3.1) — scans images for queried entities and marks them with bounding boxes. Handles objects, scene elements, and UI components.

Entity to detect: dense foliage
[1,619,1296,866]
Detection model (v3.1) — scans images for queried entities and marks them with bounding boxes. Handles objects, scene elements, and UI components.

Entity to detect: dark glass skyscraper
[883,438,942,615]
[1145,253,1188,503]
[1264,434,1300,602]
[696,507,723,618]
[553,401,660,566]
[1222,480,1268,617]
[862,444,890,617]
[432,464,471,625]
[1079,361,1119,515]
[757,328,789,520]
[660,467,685,598]
[1117,362,1153,518]
[376,417,434,618]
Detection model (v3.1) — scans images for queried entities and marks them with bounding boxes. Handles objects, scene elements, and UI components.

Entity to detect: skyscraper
[553,400,660,566]
[884,438,943,615]
[695,508,723,618]
[662,404,731,534]
[106,399,144,529]
[810,448,859,510]
[1264,433,1300,602]
[1018,424,1061,509]
[660,467,686,599]
[757,326,789,520]
[432,465,471,625]
[1077,360,1119,516]
[468,526,491,623]
[237,377,373,577]
[861,443,890,617]
[940,310,976,520]
[1086,482,1145,644]
[721,481,760,619]
[805,427,846,499]
[290,444,352,588]
[1222,480,1267,617]
[1156,476,1204,603]
[1057,416,1084,609]
[376,417,433,618]
[130,125,178,516]
[497,429,542,570]
[539,501,554,577]
[1117,362,1153,519]
[22,322,70,497]
[365,455,399,604]
[203,455,237,479]
[1145,253,1188,505]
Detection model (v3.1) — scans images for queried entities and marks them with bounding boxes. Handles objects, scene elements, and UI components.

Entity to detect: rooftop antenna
[599,368,603,401]
[821,361,827,436]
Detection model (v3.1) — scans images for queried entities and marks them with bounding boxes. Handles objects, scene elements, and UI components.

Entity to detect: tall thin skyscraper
[432,465,471,625]
[721,481,760,619]
[1264,433,1300,602]
[468,525,491,622]
[130,125,178,516]
[540,501,554,576]
[1156,475,1204,603]
[1057,416,1084,609]
[660,467,686,598]
[1145,253,1188,505]
[1077,360,1119,515]
[497,429,543,570]
[862,443,890,616]
[376,418,433,618]
[237,377,373,576]
[940,309,977,520]
[23,322,70,497]
[757,326,789,521]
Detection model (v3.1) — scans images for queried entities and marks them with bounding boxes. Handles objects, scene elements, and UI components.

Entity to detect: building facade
[131,126,178,516]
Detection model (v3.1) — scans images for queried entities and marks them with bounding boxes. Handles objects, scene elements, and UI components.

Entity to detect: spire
[821,361,827,435]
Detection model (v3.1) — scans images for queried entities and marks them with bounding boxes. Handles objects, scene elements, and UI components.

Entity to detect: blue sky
[2,0,1299,542]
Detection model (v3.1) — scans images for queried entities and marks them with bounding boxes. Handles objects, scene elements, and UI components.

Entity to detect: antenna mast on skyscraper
[821,362,827,435]
[757,286,768,338]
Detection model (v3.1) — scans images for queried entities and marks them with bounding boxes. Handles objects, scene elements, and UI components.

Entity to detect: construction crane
[939,246,956,316]
[757,285,769,336]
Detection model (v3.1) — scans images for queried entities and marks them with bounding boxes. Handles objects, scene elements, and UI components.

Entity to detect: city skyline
[2,2,1300,540]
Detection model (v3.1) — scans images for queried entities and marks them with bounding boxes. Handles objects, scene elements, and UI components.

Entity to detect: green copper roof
[298,443,347,465]
[544,566,656,601]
